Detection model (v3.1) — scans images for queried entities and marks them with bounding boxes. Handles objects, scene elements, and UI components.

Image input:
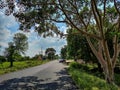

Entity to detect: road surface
[0,60,78,90]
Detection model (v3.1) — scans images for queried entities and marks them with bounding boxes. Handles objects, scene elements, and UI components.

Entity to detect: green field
[0,60,49,75]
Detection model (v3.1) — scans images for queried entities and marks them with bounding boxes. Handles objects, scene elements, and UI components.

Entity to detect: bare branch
[91,1,101,31]
[86,37,106,68]
[114,0,120,15]
[67,0,88,29]
[103,0,107,21]
[49,18,67,23]
[58,0,101,40]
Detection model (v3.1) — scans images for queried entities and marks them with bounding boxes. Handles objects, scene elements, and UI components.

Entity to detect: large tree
[4,42,15,67]
[4,33,28,67]
[67,28,81,60]
[60,45,67,59]
[67,28,96,62]
[45,48,56,60]
[1,0,120,84]
[13,33,28,54]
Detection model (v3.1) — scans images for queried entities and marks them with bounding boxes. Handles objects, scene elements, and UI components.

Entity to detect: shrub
[69,62,81,69]
[69,62,94,72]
[115,74,120,86]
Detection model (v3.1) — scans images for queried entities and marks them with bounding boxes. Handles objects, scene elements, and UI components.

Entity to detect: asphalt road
[0,60,79,90]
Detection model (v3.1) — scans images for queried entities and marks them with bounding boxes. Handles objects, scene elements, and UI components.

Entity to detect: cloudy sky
[0,10,67,57]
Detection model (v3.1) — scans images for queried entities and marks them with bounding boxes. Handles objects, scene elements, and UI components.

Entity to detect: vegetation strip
[68,62,120,90]
[0,60,49,75]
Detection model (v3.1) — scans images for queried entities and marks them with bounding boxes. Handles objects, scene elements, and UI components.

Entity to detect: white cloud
[0,12,16,48]
[0,29,11,41]
[25,26,68,57]
[0,12,16,29]
[0,42,8,48]
[25,36,67,57]
[60,26,68,34]
[0,10,17,55]
[0,10,67,57]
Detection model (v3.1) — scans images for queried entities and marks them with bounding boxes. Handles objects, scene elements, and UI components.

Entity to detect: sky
[0,10,67,57]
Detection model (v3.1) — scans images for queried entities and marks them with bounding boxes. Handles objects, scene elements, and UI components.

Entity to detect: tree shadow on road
[0,68,78,90]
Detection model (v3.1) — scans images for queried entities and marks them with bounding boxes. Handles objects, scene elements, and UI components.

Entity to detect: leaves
[45,48,56,60]
[13,33,28,54]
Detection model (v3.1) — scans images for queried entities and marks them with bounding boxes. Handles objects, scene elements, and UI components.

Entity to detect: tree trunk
[86,37,116,84]
[9,53,14,67]
[104,64,114,84]
[10,59,13,67]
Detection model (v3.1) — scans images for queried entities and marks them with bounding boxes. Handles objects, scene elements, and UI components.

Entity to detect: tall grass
[68,62,119,90]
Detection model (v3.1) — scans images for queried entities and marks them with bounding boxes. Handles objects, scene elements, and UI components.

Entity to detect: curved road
[0,60,78,90]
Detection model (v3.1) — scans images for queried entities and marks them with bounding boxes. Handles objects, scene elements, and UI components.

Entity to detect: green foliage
[0,56,6,62]
[69,62,96,72]
[69,62,81,69]
[70,62,104,79]
[60,45,67,59]
[69,63,119,90]
[13,33,28,54]
[115,74,120,86]
[67,28,97,62]
[13,53,23,61]
[4,33,28,67]
[12,0,60,37]
[45,48,56,60]
[1,0,120,85]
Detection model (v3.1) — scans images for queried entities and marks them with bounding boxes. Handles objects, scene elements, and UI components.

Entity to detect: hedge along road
[0,60,78,90]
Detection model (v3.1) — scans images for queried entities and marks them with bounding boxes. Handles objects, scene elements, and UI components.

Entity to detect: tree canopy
[45,48,56,60]
[60,45,67,59]
[13,33,28,54]
[4,33,28,67]
[67,28,96,62]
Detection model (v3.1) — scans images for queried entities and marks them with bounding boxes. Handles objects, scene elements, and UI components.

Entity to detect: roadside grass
[68,62,120,90]
[0,60,49,75]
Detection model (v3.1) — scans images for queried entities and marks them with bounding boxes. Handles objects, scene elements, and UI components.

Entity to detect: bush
[69,62,81,69]
[70,62,105,79]
[115,74,120,86]
[0,56,6,62]
[69,62,95,72]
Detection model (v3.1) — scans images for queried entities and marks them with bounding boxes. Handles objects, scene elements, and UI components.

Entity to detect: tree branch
[112,35,118,68]
[86,37,106,68]
[58,0,101,40]
[92,0,104,38]
[103,0,107,21]
[91,1,101,31]
[114,0,120,15]
[67,0,88,29]
[49,18,67,23]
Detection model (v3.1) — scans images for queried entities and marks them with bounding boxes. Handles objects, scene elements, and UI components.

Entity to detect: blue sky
[0,10,67,57]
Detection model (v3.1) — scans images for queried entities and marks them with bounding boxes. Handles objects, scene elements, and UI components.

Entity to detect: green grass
[0,60,49,75]
[68,62,120,90]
